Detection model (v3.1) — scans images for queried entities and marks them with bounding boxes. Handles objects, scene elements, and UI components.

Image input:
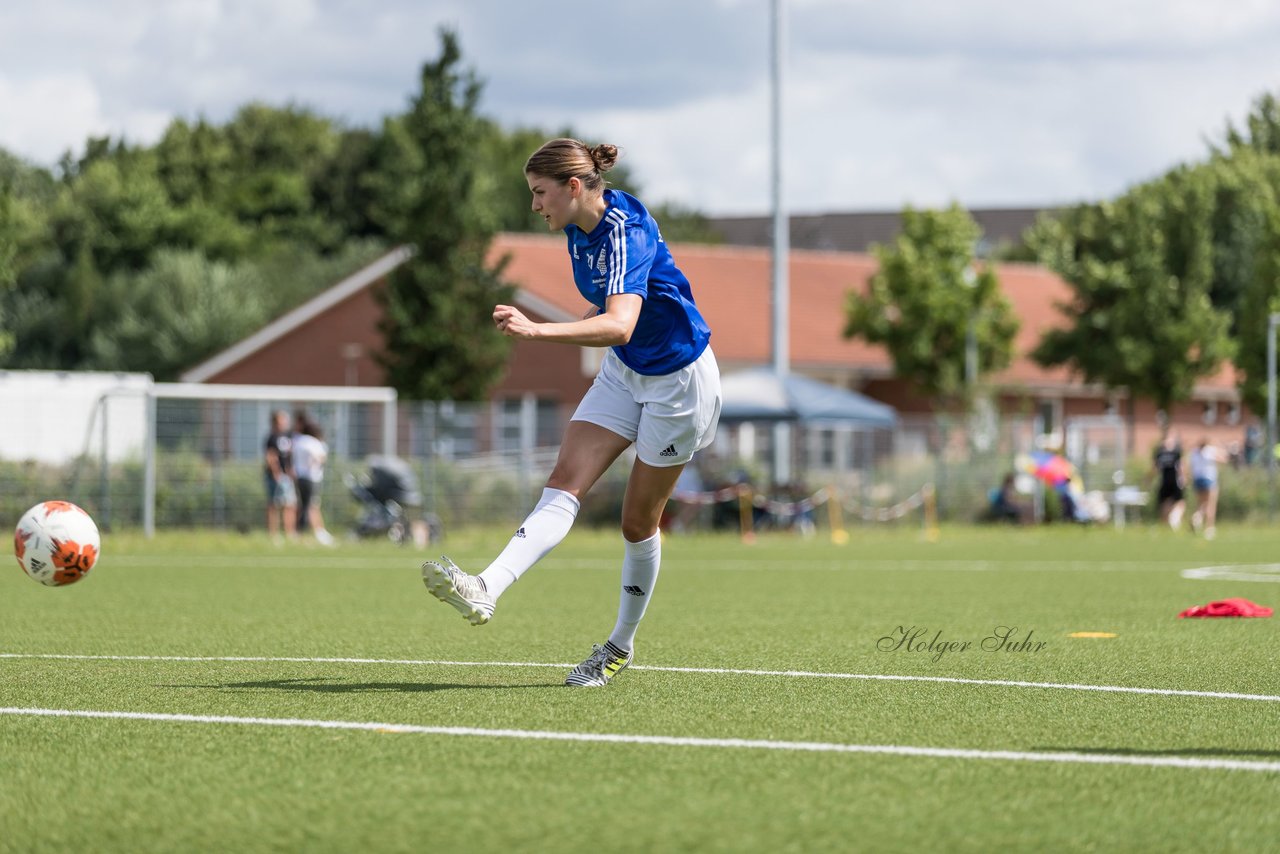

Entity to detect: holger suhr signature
[877,625,1048,663]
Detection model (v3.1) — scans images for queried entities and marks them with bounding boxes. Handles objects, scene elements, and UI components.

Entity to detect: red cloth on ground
[1178,598,1273,618]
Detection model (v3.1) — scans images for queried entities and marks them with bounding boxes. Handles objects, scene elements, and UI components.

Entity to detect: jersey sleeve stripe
[606,209,627,296]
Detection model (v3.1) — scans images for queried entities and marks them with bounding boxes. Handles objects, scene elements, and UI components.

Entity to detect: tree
[154,118,252,259]
[1030,167,1233,422]
[220,103,345,251]
[314,127,384,241]
[1220,91,1280,157]
[843,205,1018,407]
[53,152,177,275]
[477,123,564,234]
[369,29,514,400]
[1234,196,1280,416]
[1,150,177,369]
[648,201,723,245]
[0,150,57,361]
[0,186,16,358]
[84,249,269,379]
[1204,150,1276,326]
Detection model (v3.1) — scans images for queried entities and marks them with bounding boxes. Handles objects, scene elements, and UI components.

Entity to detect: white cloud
[0,73,110,161]
[2,1,1279,215]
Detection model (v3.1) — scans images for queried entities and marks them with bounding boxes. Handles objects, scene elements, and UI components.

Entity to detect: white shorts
[572,346,721,467]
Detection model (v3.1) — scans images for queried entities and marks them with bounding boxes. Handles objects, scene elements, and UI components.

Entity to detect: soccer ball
[14,501,101,587]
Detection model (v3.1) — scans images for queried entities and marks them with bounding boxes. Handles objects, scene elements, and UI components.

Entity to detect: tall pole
[963,256,983,403]
[1268,313,1279,521]
[965,320,978,390]
[771,0,788,378]
[770,0,791,486]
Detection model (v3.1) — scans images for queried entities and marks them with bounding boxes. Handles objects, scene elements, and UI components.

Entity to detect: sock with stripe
[478,487,580,600]
[602,640,630,661]
[607,531,661,654]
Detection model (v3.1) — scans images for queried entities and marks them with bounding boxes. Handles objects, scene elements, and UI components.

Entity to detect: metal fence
[0,379,1175,536]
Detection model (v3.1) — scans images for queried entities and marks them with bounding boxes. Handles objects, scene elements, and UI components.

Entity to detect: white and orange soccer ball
[14,501,101,587]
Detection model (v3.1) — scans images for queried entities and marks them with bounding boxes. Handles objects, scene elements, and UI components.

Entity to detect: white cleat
[421,557,495,626]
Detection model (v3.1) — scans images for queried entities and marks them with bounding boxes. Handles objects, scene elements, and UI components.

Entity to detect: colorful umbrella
[1015,451,1078,486]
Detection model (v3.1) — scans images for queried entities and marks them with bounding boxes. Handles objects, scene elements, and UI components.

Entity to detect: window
[493,397,561,452]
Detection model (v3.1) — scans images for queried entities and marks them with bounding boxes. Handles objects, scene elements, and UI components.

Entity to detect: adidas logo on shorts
[623,585,646,596]
[660,444,678,457]
[514,527,526,538]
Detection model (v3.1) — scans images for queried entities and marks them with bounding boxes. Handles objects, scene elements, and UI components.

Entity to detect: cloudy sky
[2,1,1279,215]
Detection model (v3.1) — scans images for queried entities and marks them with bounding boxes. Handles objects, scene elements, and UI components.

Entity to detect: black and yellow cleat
[565,641,632,687]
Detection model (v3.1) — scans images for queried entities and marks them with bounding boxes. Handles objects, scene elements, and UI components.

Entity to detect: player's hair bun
[589,144,619,173]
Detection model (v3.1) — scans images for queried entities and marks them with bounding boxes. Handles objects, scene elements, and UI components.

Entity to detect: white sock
[607,531,661,653]
[478,487,579,600]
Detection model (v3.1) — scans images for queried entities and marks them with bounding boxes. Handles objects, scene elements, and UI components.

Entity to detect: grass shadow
[162,676,558,694]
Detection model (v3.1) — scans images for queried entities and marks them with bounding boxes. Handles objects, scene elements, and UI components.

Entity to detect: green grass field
[3,523,1280,852]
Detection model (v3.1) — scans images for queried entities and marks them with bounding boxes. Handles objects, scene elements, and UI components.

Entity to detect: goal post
[142,383,398,538]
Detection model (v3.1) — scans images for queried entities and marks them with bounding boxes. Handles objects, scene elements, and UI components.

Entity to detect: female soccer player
[1151,428,1186,530]
[1188,437,1226,540]
[422,138,722,687]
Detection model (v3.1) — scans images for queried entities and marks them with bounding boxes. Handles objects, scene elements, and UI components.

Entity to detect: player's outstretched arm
[494,294,641,347]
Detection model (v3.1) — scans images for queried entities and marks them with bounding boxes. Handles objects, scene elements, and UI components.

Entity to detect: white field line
[3,652,1280,704]
[108,555,1183,572]
[1182,564,1280,583]
[1,706,1277,774]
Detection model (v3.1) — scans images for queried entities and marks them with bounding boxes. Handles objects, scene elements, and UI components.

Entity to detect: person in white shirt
[292,412,334,546]
[1189,437,1226,540]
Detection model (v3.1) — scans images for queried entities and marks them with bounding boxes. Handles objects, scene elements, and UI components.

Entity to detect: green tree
[1030,167,1233,422]
[314,127,384,240]
[1220,91,1280,157]
[154,118,253,259]
[478,124,562,234]
[0,150,57,360]
[220,103,344,251]
[0,185,16,358]
[370,29,514,400]
[1203,150,1277,325]
[53,152,177,274]
[1234,196,1280,416]
[843,205,1019,407]
[649,201,723,245]
[2,150,176,368]
[85,249,270,379]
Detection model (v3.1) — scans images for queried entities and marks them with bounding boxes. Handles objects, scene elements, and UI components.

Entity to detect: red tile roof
[491,233,1239,393]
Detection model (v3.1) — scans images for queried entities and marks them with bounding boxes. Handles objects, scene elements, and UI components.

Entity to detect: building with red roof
[181,233,1250,459]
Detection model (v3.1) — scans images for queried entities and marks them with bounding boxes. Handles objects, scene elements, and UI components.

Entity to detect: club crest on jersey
[588,250,608,288]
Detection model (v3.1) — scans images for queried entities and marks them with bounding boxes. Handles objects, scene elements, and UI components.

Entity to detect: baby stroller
[344,455,442,545]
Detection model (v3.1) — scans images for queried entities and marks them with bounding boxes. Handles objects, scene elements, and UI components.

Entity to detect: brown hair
[524,138,618,193]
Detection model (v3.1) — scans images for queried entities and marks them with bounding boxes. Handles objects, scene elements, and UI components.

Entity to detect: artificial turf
[3,524,1279,852]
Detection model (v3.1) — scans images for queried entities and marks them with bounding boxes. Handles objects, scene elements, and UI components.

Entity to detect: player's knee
[620,516,659,542]
[544,474,585,499]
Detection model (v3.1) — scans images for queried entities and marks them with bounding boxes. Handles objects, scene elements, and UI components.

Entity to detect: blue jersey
[564,189,711,376]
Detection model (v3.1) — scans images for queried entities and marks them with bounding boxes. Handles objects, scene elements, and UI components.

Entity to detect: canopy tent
[718,368,898,427]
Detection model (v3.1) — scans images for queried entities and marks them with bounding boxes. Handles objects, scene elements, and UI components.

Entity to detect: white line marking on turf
[1,706,1276,773]
[1182,564,1280,583]
[4,653,1280,704]
[109,556,1189,572]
